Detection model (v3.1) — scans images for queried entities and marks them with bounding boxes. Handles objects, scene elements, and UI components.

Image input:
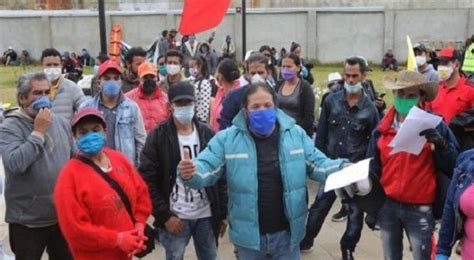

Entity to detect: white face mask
[250,73,265,84]
[438,65,454,81]
[166,64,181,76]
[43,67,62,82]
[415,56,426,67]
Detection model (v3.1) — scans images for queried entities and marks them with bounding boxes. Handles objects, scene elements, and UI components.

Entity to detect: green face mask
[393,96,419,115]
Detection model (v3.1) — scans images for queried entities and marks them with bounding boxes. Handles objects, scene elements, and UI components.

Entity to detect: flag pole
[98,0,107,55]
[242,0,247,61]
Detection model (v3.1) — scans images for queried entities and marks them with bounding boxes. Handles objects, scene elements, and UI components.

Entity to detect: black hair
[245,53,270,71]
[199,42,210,52]
[165,50,183,64]
[282,53,301,66]
[345,56,367,73]
[72,115,106,135]
[40,48,61,62]
[259,45,272,53]
[156,55,165,64]
[125,47,147,64]
[217,58,240,83]
[242,82,278,109]
[290,42,301,53]
[161,30,168,38]
[191,55,209,77]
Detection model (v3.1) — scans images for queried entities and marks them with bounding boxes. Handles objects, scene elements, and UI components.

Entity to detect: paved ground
[0,158,461,259]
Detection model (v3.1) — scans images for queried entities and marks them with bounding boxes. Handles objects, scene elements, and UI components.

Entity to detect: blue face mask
[344,82,363,94]
[76,132,106,156]
[173,105,195,125]
[101,80,121,97]
[31,95,52,110]
[248,107,276,136]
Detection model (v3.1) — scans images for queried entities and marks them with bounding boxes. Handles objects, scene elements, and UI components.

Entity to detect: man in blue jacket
[300,57,380,260]
[81,60,146,166]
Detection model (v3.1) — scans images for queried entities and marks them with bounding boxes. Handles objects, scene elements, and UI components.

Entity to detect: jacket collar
[232,108,296,132]
[337,88,370,110]
[378,106,397,134]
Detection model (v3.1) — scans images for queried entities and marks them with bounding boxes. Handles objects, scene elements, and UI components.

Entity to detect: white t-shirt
[170,127,212,219]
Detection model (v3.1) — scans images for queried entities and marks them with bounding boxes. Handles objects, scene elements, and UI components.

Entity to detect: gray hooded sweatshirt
[0,108,73,226]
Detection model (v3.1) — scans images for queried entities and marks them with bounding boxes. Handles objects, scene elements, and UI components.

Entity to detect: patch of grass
[0,65,94,106]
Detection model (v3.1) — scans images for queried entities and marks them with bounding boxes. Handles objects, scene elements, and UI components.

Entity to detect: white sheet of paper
[388,106,442,155]
[324,158,371,193]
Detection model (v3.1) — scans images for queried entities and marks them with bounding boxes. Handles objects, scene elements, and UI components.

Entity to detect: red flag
[179,0,231,35]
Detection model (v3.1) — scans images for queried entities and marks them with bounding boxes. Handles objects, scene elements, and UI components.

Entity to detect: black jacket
[138,118,227,243]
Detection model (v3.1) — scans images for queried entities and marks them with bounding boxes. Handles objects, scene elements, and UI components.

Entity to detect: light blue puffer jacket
[183,109,347,250]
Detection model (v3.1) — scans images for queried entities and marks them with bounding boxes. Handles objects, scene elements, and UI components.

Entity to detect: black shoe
[331,206,348,222]
[342,249,354,260]
[299,243,314,253]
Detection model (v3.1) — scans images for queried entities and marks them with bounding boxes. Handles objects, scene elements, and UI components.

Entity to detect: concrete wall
[0,8,472,64]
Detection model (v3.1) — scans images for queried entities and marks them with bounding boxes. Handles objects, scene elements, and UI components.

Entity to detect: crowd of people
[1,31,474,260]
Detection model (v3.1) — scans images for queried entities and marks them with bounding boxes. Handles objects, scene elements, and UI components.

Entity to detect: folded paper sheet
[389,106,442,155]
[324,158,371,193]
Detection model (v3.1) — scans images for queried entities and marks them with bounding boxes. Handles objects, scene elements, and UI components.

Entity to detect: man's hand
[375,97,385,108]
[178,149,196,180]
[419,128,446,148]
[164,216,184,236]
[33,108,52,135]
[219,219,228,238]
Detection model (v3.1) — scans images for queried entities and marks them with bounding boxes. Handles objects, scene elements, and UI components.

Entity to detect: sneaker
[342,249,354,260]
[331,206,348,222]
[300,244,314,253]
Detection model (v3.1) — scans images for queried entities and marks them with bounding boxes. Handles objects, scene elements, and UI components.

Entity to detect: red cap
[438,47,455,58]
[438,47,461,62]
[71,107,106,129]
[98,60,122,78]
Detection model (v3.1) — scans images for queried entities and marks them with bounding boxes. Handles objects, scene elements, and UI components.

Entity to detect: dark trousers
[300,183,364,251]
[9,223,72,260]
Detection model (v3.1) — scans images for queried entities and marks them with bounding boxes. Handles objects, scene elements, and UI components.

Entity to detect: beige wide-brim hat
[383,70,438,102]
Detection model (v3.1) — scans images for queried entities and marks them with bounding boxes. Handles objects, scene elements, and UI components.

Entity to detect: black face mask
[142,78,157,95]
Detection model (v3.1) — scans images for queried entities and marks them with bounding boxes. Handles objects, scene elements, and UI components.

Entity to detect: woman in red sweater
[54,107,152,260]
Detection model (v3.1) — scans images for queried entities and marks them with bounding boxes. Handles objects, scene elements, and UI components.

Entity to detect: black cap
[168,82,196,102]
[413,43,427,53]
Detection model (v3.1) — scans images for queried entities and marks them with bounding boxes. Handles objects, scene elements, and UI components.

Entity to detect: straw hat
[383,70,438,101]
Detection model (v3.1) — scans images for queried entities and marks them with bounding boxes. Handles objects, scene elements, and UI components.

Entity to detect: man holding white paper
[300,57,380,260]
[366,70,459,260]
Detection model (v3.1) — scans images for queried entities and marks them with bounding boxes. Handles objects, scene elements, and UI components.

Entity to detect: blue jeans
[300,183,363,251]
[379,198,434,260]
[236,230,300,260]
[159,217,217,260]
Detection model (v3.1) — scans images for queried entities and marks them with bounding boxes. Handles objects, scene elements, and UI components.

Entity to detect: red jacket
[376,107,437,204]
[125,87,169,133]
[54,148,152,260]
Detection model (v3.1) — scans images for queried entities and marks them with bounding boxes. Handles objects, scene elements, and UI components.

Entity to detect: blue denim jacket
[437,149,474,257]
[80,93,146,166]
[316,89,379,162]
